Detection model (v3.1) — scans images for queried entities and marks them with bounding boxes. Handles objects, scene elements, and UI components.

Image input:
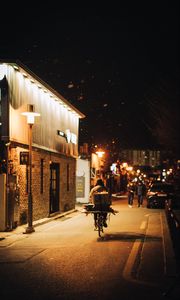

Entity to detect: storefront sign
[57,129,77,144]
[76,176,85,197]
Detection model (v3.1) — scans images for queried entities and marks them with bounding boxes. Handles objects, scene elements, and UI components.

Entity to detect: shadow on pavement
[96,232,162,242]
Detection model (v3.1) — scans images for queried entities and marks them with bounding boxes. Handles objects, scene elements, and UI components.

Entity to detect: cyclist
[89,179,111,228]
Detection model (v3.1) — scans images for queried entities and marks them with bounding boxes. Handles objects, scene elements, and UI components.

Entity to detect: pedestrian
[137,181,146,207]
[106,172,114,198]
[127,182,135,207]
[89,179,111,228]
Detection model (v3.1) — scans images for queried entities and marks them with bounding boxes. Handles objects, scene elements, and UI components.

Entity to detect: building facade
[120,149,161,168]
[0,61,85,231]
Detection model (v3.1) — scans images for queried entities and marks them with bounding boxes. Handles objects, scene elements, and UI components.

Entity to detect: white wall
[5,64,80,157]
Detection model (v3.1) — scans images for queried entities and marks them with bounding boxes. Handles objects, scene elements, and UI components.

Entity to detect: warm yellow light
[21,104,40,124]
[127,166,133,172]
[21,112,40,124]
[122,162,128,168]
[95,151,105,158]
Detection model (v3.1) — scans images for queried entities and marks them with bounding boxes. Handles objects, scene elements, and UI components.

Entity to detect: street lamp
[95,149,105,180]
[21,104,40,233]
[95,149,105,158]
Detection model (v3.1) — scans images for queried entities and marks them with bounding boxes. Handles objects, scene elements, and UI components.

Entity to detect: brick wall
[8,145,76,225]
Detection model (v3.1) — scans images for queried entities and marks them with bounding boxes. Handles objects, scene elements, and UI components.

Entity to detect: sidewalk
[0,206,80,241]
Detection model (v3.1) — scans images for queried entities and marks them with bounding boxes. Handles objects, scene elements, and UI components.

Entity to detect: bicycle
[94,210,107,237]
[82,204,118,237]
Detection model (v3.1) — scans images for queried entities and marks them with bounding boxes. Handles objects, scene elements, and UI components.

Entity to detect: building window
[40,159,44,194]
[67,163,69,191]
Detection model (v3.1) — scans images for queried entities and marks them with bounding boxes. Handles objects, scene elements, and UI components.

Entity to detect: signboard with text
[76,176,85,197]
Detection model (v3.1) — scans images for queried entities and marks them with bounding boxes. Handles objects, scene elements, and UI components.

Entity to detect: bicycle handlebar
[81,209,118,215]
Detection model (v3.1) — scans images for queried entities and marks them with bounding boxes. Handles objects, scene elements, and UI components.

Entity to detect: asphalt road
[0,197,179,300]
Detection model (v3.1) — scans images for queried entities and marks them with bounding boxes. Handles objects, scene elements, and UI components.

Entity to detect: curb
[0,208,78,240]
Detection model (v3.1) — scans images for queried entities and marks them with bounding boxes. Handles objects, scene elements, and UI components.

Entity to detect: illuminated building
[0,61,85,231]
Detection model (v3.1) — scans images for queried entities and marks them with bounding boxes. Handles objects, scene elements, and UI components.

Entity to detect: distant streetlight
[21,104,40,233]
[95,150,105,158]
[95,149,105,179]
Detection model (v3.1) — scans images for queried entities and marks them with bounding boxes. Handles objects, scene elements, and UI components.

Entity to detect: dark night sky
[1,2,179,156]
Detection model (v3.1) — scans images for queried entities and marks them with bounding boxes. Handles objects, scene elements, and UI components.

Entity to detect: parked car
[167,184,180,209]
[146,182,175,208]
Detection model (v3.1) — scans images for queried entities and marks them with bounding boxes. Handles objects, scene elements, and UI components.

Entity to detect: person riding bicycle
[89,179,111,228]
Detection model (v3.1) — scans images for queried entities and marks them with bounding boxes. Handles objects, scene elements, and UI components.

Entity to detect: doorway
[50,163,60,214]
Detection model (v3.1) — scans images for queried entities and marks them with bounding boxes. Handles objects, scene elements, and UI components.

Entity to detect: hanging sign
[20,152,29,165]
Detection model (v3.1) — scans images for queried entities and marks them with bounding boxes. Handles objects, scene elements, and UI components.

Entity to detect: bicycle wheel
[97,214,104,237]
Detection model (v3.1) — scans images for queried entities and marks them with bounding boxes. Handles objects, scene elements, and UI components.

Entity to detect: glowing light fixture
[95,150,105,158]
[21,104,40,124]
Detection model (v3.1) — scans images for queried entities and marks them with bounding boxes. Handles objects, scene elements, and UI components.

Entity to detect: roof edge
[0,59,86,119]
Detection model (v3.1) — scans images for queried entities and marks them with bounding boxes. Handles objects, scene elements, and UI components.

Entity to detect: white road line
[160,212,167,275]
[122,238,158,286]
[123,239,141,282]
